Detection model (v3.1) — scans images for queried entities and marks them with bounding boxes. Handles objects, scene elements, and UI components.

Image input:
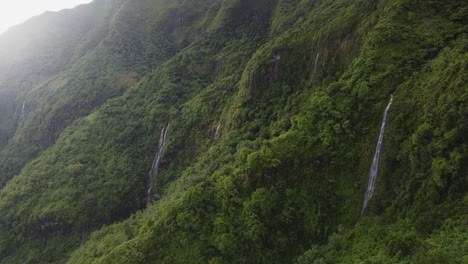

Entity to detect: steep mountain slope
[0,0,127,183]
[0,0,466,263]
[0,0,193,186]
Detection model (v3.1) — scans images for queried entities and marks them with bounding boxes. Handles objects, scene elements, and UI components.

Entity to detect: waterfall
[359,95,393,218]
[314,53,320,74]
[147,123,170,206]
[214,124,221,140]
[20,100,26,121]
[209,124,221,152]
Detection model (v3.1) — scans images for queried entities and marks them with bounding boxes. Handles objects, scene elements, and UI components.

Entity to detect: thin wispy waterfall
[314,53,320,74]
[209,124,221,151]
[20,101,26,121]
[147,123,170,206]
[359,95,393,219]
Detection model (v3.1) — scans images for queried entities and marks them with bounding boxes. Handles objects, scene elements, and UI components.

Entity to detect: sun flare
[0,0,93,34]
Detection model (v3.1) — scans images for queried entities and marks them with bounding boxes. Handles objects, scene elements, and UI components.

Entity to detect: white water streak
[214,124,220,140]
[359,95,393,217]
[20,100,25,121]
[147,123,170,206]
[209,124,221,152]
[314,53,320,74]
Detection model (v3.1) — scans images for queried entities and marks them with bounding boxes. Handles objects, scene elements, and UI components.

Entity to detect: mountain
[0,0,466,263]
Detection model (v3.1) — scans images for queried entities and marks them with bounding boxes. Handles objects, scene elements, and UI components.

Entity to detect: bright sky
[0,0,94,34]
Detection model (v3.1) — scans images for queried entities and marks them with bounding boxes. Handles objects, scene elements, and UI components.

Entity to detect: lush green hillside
[0,0,466,263]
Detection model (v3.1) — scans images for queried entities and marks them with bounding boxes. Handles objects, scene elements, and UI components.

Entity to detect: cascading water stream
[209,124,221,151]
[314,53,320,74]
[147,123,170,206]
[358,95,393,219]
[20,101,26,121]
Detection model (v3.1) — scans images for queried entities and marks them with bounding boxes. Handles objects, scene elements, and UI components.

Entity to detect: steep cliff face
[0,0,466,263]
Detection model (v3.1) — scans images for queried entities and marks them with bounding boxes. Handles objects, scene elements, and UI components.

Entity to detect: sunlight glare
[0,0,93,34]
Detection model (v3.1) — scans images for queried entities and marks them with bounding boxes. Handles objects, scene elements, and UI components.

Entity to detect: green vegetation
[0,0,466,263]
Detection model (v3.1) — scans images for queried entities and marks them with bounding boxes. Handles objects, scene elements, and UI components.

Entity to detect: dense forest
[0,0,466,263]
